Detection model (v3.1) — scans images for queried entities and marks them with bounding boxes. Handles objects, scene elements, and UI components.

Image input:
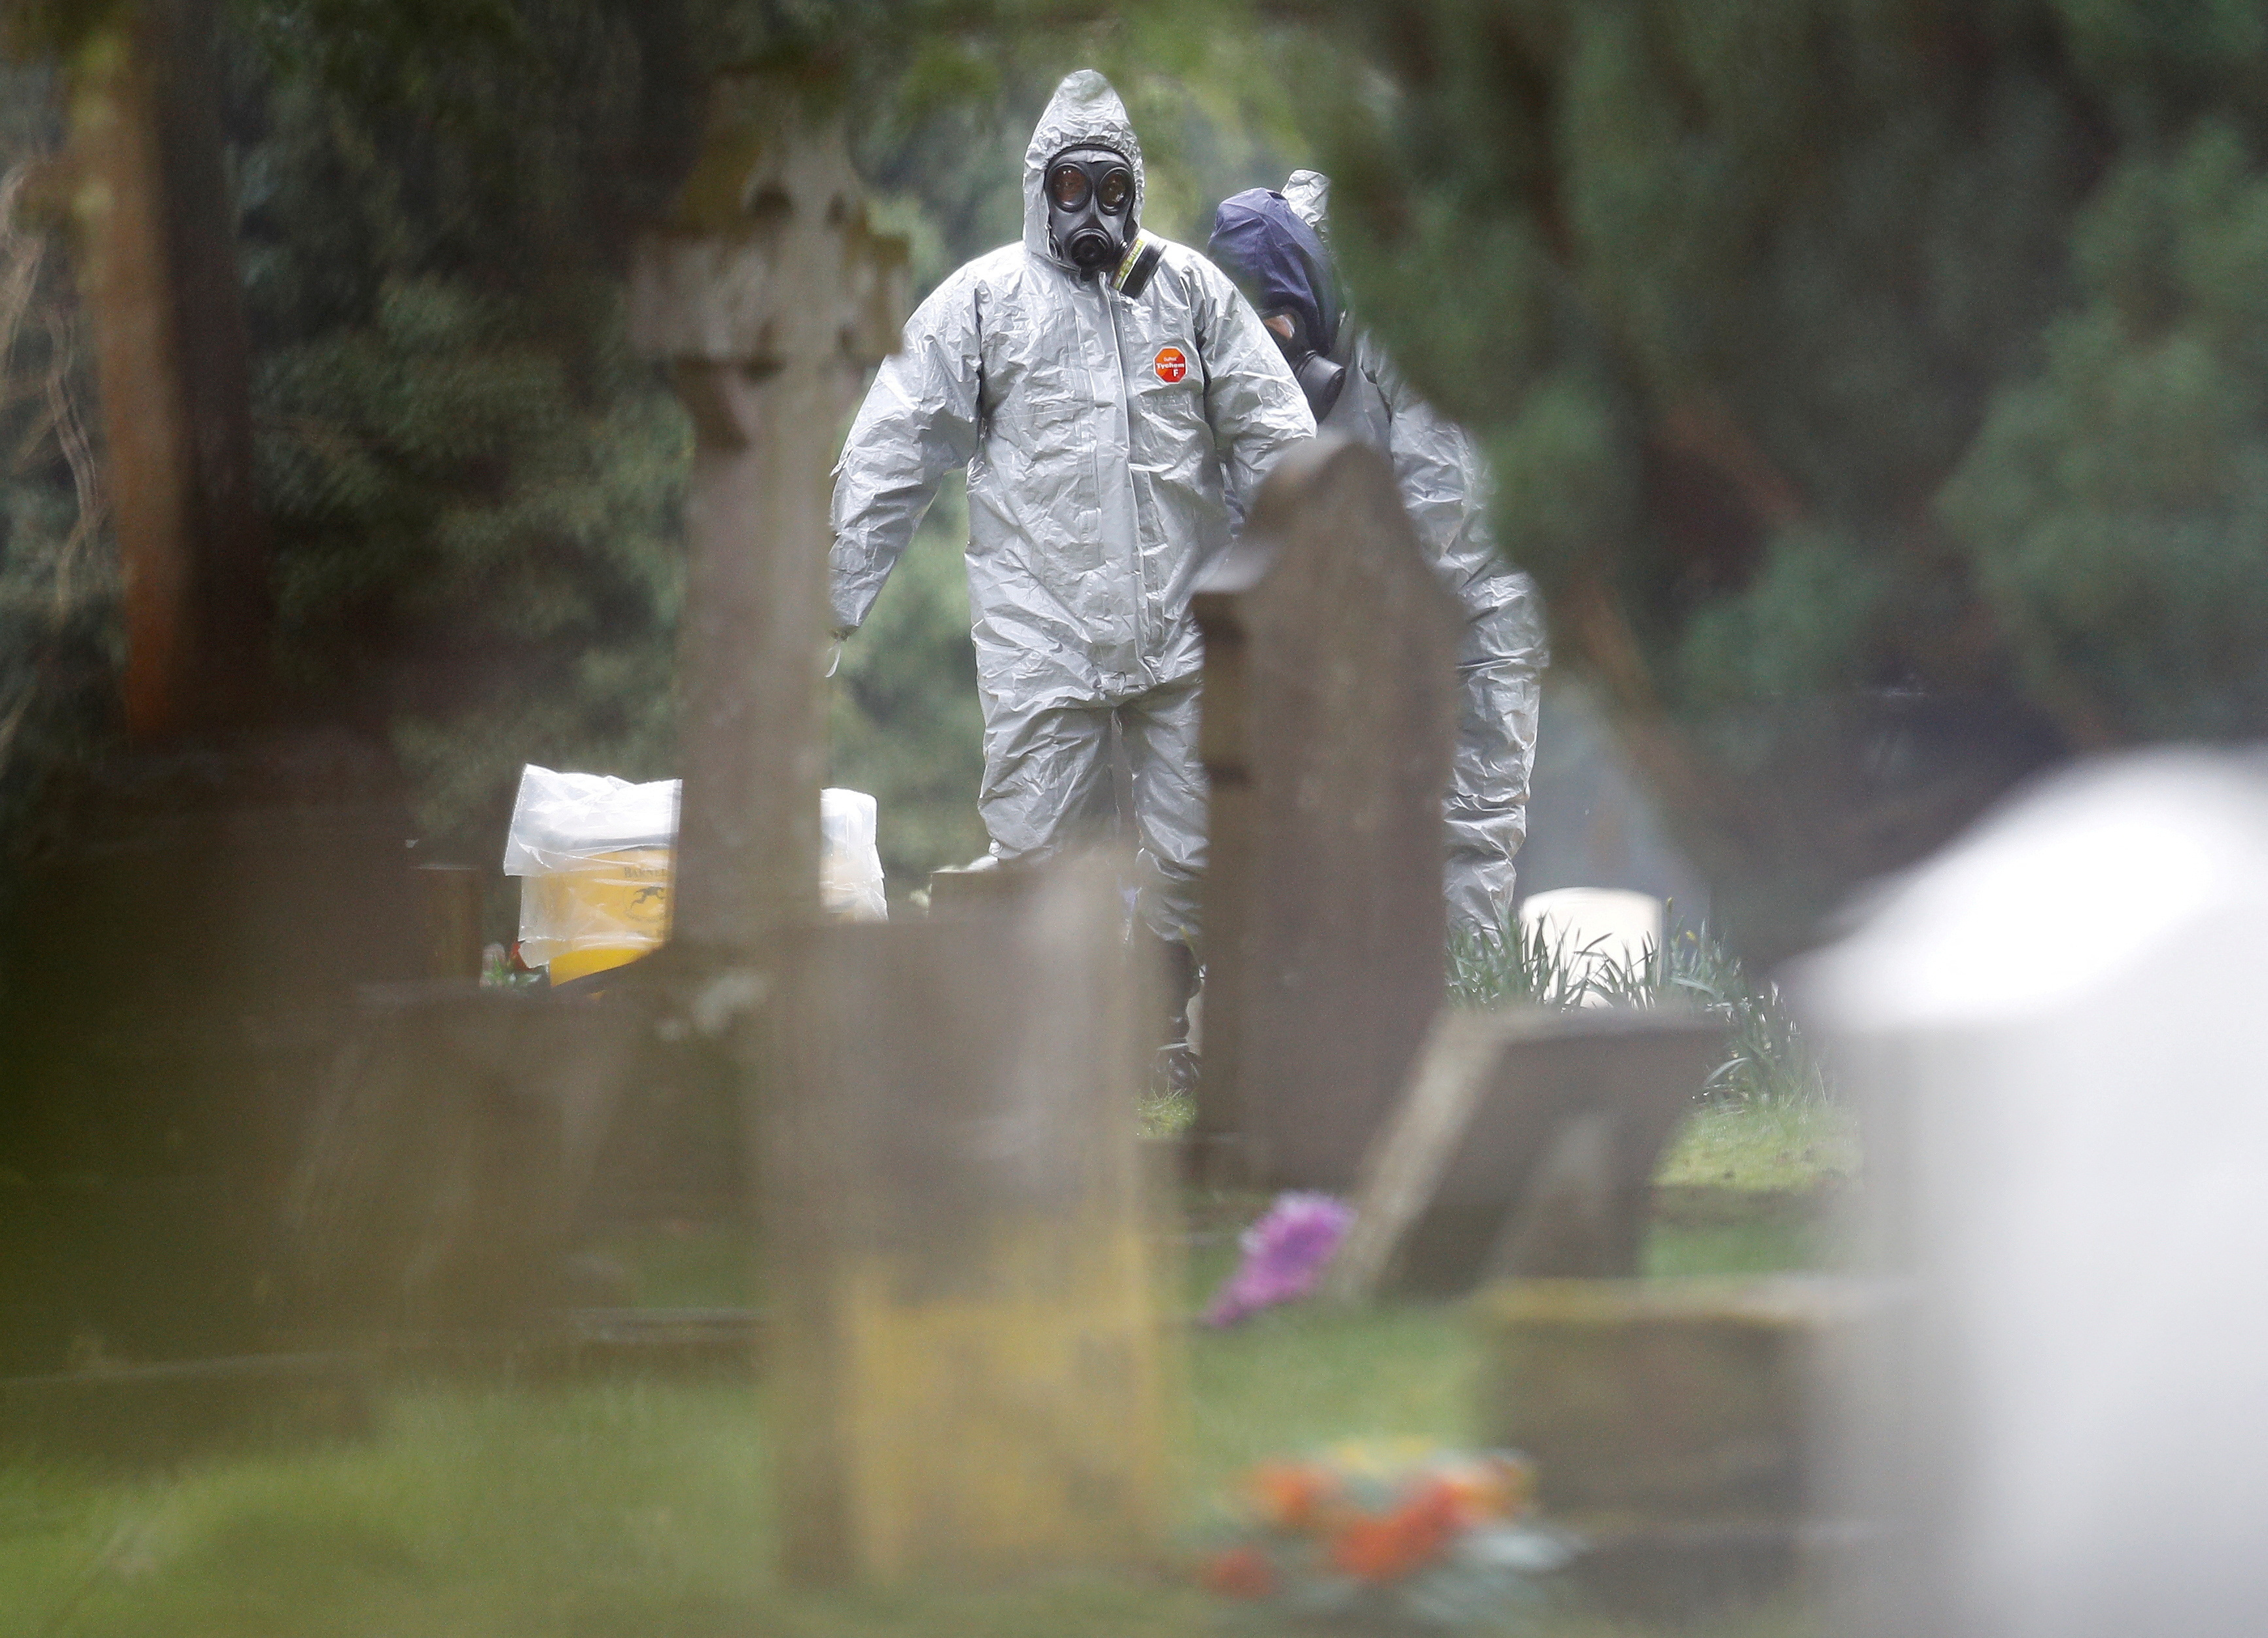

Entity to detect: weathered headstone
[281,986,645,1335]
[1327,1005,1723,1298]
[763,858,1178,1586]
[629,68,906,959]
[1191,436,1460,1189]
[1475,1276,1883,1619]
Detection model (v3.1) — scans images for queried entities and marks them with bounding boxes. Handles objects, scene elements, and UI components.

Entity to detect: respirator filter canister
[1111,230,1164,300]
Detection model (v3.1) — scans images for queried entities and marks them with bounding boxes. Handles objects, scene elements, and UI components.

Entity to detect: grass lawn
[1653,1099,1858,1194]
[1646,1094,1856,1277]
[1,1099,1842,1637]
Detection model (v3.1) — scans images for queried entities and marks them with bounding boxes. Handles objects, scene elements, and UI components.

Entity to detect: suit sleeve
[828,275,984,633]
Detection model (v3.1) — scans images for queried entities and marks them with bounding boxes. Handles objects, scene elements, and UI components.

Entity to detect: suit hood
[1023,69,1145,268]
[1282,169,1332,237]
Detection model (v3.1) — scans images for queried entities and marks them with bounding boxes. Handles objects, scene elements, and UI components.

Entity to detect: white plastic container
[1518,887,1664,1005]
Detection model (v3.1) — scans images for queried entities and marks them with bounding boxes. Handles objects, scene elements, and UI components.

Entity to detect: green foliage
[1447,911,1606,1013]
[1943,122,2268,739]
[1655,924,1830,1106]
[255,275,689,846]
[1677,525,1900,711]
[217,0,702,858]
[1654,1095,1858,1193]
[1481,373,1629,591]
[1307,0,2268,952]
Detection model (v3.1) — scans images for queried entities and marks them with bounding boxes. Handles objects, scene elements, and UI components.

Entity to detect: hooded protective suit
[831,73,1314,947]
[1250,170,1548,934]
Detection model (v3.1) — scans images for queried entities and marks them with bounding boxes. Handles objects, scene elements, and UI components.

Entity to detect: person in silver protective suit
[829,72,1314,985]
[1210,170,1548,937]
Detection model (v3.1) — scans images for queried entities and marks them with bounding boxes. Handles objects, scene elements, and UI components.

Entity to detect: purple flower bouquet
[1205,1191,1356,1325]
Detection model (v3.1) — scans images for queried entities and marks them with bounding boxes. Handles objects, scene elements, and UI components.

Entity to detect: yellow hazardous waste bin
[521,845,674,984]
[502,767,887,984]
[502,766,682,984]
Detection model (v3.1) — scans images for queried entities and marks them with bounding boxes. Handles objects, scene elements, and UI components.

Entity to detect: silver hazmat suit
[1282,170,1549,936]
[831,73,1314,947]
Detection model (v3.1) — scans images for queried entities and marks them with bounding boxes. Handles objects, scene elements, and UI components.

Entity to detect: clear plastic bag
[502,766,887,981]
[502,767,679,982]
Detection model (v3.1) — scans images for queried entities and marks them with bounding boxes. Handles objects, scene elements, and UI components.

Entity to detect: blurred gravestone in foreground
[1793,751,2268,1638]
[279,986,644,1336]
[1191,436,1458,1189]
[270,65,913,1354]
[763,858,1177,1586]
[1476,1276,1879,1620]
[0,0,426,1376]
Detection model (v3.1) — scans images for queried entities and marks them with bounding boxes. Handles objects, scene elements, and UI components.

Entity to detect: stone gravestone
[1474,1276,1883,1619]
[762,858,1178,1587]
[1191,436,1460,1189]
[630,65,907,960]
[279,985,645,1336]
[1327,1005,1724,1298]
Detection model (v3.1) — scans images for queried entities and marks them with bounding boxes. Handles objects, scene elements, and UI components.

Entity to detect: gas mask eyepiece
[1046,147,1137,275]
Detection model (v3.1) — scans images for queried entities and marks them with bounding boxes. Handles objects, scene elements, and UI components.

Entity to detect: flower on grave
[1203,1191,1355,1325]
[1201,1542,1279,1598]
[1326,1474,1466,1582]
[1197,1442,1577,1627]
[1241,1458,1345,1531]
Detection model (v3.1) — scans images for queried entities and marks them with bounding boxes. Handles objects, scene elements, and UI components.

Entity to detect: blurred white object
[818,786,888,922]
[1791,749,2268,1638]
[1519,887,1662,1003]
[503,767,887,979]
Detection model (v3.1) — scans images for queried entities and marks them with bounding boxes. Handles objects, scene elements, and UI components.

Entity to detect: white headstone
[1791,749,2268,1638]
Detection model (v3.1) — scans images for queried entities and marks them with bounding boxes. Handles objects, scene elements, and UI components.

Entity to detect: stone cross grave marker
[630,67,907,959]
[1190,435,1460,1189]
[761,857,1178,1588]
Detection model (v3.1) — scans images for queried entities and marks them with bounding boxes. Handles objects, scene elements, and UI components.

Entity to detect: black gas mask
[1046,147,1138,275]
[1262,306,1346,421]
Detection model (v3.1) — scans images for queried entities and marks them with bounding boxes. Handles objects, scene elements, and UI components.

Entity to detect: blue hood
[1207,187,1341,355]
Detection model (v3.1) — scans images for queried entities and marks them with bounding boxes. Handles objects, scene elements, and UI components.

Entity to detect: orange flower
[1325,1480,1462,1582]
[1434,1452,1538,1524]
[1243,1460,1342,1532]
[1202,1544,1279,1599]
